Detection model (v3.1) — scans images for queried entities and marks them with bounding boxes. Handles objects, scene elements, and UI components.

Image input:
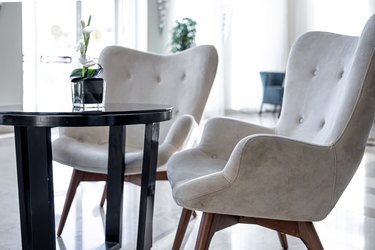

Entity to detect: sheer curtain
[170,0,288,114]
[227,0,288,112]
[169,0,225,118]
[170,0,375,114]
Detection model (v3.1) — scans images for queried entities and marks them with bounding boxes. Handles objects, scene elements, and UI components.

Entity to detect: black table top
[0,103,173,127]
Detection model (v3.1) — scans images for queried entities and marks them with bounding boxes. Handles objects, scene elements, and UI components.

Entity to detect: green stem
[82,66,88,77]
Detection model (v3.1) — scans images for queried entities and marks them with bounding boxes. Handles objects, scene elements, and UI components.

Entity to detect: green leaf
[70,68,83,78]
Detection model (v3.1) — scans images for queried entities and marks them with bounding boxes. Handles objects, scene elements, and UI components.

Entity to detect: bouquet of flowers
[70,15,102,82]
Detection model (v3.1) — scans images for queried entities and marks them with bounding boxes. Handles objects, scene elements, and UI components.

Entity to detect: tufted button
[211,154,218,159]
[156,75,162,83]
[299,117,304,123]
[321,121,325,128]
[181,72,187,80]
[340,71,344,78]
[313,69,318,76]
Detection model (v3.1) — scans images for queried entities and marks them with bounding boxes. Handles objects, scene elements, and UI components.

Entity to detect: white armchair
[53,45,218,236]
[167,15,375,249]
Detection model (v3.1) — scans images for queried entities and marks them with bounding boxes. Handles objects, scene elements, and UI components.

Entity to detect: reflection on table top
[0,103,173,127]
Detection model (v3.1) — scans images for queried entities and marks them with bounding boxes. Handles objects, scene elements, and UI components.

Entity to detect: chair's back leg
[172,208,194,250]
[100,183,107,207]
[57,169,84,236]
[278,232,288,249]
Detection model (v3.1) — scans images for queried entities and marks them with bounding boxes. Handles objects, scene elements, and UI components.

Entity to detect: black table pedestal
[0,103,172,250]
[15,126,56,249]
[138,123,160,250]
[105,125,126,249]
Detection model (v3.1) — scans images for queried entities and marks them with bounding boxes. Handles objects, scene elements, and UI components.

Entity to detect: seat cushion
[52,136,174,174]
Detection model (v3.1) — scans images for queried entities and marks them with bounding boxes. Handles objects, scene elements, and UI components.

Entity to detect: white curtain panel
[171,0,375,113]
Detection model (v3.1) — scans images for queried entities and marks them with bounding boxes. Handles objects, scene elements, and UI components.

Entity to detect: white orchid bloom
[75,40,85,54]
[83,60,96,68]
[79,55,88,65]
[83,26,93,35]
[79,55,95,67]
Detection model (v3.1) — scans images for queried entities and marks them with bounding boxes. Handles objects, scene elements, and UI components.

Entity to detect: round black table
[0,103,173,250]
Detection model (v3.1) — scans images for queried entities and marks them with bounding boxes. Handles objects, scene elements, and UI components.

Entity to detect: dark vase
[71,78,105,108]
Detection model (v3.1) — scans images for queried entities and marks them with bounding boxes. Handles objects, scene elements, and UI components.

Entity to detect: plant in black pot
[70,15,105,108]
[170,18,197,53]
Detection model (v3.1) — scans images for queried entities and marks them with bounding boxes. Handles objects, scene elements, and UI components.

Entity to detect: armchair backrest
[60,45,218,149]
[277,15,375,204]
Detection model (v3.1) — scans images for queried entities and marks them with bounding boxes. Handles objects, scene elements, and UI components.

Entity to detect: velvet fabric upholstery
[168,15,375,223]
[53,45,218,175]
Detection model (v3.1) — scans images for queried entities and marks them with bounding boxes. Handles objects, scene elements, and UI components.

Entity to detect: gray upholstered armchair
[167,15,375,249]
[53,45,218,236]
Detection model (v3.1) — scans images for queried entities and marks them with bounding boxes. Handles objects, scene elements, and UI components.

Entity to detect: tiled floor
[1,112,375,249]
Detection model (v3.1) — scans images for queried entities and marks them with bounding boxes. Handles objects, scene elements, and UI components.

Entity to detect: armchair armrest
[198,117,275,161]
[175,134,337,221]
[162,114,197,150]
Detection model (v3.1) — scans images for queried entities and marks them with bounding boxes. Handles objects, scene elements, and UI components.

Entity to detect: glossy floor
[1,112,375,249]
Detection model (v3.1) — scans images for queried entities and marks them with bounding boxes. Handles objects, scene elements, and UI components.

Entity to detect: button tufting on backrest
[321,120,325,128]
[156,75,162,83]
[312,69,318,76]
[339,70,345,78]
[181,72,187,81]
[299,117,304,123]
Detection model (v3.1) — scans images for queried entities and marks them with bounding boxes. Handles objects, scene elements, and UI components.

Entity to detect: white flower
[79,54,87,65]
[83,27,93,35]
[75,40,85,54]
[79,55,95,67]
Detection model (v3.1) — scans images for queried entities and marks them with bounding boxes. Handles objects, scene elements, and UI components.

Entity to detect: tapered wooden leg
[100,183,107,207]
[298,222,323,250]
[172,209,193,250]
[100,171,168,207]
[57,169,84,236]
[195,213,219,250]
[278,232,288,249]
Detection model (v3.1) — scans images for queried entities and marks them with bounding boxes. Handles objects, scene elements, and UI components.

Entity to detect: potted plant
[170,18,197,53]
[70,15,105,108]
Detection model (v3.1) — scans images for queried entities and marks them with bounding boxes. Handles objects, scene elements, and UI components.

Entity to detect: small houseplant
[70,15,105,108]
[170,18,197,53]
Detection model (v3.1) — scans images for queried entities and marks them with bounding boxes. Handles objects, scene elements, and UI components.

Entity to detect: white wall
[0,2,23,106]
[147,0,170,53]
[0,2,22,133]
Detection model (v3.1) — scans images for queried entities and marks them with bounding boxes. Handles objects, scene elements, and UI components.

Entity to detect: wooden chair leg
[194,213,220,250]
[298,222,323,250]
[172,208,194,250]
[278,232,288,249]
[100,183,107,207]
[57,170,84,236]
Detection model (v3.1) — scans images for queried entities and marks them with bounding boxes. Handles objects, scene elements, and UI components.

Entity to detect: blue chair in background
[259,71,285,115]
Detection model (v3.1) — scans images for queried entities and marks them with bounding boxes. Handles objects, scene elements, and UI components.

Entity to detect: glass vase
[71,78,105,109]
